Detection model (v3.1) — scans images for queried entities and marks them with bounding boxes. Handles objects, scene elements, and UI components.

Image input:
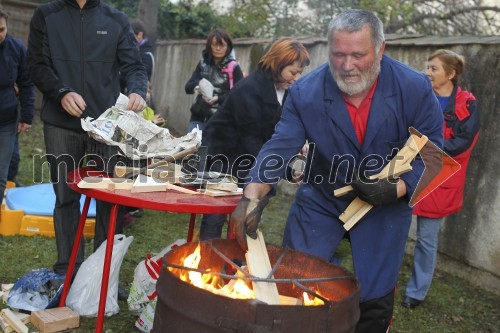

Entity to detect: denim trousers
[43,124,124,275]
[0,121,17,205]
[7,133,20,181]
[405,215,444,301]
[200,214,227,240]
[188,120,206,132]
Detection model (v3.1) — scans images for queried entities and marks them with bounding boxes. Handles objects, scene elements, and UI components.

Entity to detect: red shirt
[343,78,379,146]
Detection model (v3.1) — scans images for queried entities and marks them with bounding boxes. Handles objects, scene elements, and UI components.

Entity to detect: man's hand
[61,92,86,117]
[230,196,270,251]
[351,176,399,206]
[18,123,31,133]
[127,93,146,112]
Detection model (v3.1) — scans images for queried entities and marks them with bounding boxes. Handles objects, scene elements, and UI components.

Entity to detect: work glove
[351,175,399,206]
[230,196,270,251]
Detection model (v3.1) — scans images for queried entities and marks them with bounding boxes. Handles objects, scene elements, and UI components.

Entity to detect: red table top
[67,167,242,214]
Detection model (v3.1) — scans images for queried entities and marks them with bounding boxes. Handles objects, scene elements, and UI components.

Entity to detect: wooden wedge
[245,230,280,305]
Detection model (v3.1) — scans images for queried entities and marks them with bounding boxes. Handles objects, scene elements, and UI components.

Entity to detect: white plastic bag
[135,299,157,332]
[66,234,134,316]
[128,239,186,314]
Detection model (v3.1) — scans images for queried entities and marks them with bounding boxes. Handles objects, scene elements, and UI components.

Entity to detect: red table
[59,167,241,333]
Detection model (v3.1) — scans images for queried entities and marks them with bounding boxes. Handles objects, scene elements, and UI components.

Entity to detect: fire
[175,243,326,306]
[178,243,255,299]
[303,292,325,306]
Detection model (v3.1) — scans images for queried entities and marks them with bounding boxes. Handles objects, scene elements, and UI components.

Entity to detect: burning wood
[174,242,326,306]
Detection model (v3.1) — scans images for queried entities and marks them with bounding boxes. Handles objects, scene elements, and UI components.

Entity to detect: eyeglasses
[211,43,227,49]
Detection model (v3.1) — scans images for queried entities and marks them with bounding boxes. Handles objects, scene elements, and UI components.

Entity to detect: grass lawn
[0,119,498,332]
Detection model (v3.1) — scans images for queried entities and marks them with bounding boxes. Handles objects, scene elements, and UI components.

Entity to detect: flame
[175,244,326,306]
[178,243,255,299]
[303,292,325,306]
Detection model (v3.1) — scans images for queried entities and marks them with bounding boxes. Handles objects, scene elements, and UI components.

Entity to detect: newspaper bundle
[81,94,201,160]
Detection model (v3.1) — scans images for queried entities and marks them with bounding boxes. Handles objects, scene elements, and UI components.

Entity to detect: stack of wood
[0,284,79,333]
[334,132,429,231]
[78,162,242,196]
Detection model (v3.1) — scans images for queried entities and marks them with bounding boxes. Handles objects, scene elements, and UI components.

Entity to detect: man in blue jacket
[0,9,34,208]
[27,0,147,291]
[231,9,443,332]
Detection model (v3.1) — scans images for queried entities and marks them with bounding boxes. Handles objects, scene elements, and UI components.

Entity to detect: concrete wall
[1,0,36,44]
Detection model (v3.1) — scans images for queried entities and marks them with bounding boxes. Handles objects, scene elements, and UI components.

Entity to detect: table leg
[59,196,91,307]
[96,203,119,333]
[226,214,235,239]
[187,213,196,242]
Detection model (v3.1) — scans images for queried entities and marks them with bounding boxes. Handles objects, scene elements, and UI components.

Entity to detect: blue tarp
[6,183,96,217]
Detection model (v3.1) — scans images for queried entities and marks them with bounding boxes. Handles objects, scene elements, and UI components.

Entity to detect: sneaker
[128,208,144,218]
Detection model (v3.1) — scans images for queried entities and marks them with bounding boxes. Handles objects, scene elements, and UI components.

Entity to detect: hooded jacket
[139,37,154,81]
[27,0,147,132]
[0,34,35,126]
[413,86,479,218]
[185,50,244,122]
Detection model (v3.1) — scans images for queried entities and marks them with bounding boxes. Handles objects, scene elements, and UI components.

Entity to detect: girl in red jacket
[402,49,480,308]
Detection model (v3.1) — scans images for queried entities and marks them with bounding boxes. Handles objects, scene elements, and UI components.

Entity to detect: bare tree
[383,0,500,35]
[138,0,160,45]
[304,0,500,36]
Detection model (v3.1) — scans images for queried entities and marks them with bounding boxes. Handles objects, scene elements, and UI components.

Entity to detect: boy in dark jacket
[0,9,34,206]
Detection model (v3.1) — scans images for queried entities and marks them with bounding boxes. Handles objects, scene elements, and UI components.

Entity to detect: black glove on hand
[351,176,399,206]
[230,196,270,251]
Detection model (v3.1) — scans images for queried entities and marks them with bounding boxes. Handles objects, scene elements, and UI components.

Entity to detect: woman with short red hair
[200,38,310,240]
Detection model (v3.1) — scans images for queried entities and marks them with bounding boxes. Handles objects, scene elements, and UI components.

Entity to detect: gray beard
[330,59,381,96]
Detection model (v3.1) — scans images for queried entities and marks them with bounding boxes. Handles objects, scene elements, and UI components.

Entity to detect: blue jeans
[405,216,444,301]
[8,133,20,181]
[200,214,227,240]
[0,122,17,205]
[188,121,206,132]
[43,124,124,275]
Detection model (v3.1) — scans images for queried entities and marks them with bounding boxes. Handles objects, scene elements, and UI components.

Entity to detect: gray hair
[327,9,385,52]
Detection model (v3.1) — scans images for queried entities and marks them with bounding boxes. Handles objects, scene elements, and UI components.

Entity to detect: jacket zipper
[80,9,84,99]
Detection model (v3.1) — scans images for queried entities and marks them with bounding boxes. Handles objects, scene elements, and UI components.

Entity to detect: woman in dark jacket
[185,29,243,131]
[402,49,480,309]
[199,38,310,240]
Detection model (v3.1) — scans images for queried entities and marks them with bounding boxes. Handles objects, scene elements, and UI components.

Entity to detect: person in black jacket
[0,9,34,206]
[130,19,154,82]
[184,28,243,132]
[27,0,147,282]
[199,38,310,240]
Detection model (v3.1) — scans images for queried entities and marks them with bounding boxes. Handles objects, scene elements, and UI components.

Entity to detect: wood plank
[197,188,243,197]
[339,197,372,223]
[333,185,354,197]
[165,183,199,195]
[369,163,413,180]
[245,230,280,305]
[337,133,429,230]
[0,309,28,333]
[0,284,13,292]
[31,307,79,333]
[77,177,134,190]
[131,174,168,193]
[205,182,239,192]
[0,316,14,333]
[342,200,374,231]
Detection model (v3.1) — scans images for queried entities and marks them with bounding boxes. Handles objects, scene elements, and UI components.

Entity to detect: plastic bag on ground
[66,234,133,317]
[7,268,64,312]
[135,299,157,333]
[127,239,186,314]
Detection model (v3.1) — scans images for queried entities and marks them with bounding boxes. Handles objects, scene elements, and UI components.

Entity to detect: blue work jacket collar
[323,55,396,154]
